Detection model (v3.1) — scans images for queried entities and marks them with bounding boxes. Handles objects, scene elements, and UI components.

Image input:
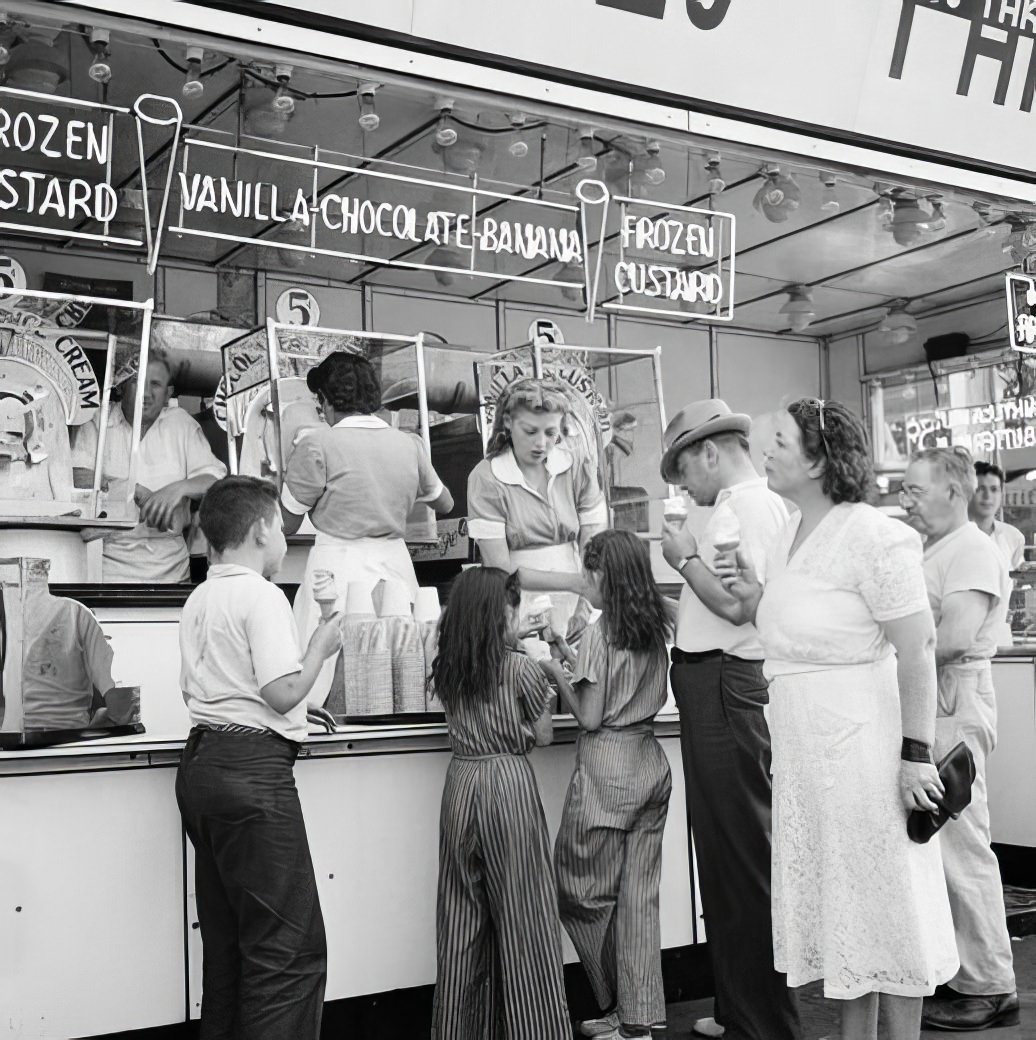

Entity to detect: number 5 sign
[275,288,320,327]
[1007,273,1036,354]
[0,255,27,302]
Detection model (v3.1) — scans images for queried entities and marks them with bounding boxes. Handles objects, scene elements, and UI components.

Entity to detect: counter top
[0,713,685,772]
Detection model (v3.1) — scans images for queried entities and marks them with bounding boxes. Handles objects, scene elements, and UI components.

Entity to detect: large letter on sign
[596,0,666,16]
[686,0,731,29]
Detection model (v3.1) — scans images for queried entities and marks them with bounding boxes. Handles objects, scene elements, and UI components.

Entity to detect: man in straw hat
[659,400,800,1040]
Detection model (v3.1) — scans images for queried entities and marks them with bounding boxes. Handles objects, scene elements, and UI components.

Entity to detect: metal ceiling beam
[800,267,1015,339]
[736,219,1009,310]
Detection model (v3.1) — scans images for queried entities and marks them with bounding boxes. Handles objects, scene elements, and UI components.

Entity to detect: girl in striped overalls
[430,566,571,1040]
[548,530,674,1040]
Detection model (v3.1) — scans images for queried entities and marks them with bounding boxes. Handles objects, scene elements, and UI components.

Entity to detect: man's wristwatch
[677,554,701,573]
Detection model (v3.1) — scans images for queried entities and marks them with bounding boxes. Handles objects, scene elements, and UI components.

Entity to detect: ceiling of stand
[0,10,1030,338]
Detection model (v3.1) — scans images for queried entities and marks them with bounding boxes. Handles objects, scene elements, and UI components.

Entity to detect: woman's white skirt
[768,656,959,1000]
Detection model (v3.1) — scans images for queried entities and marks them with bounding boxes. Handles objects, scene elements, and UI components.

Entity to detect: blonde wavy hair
[485,377,570,459]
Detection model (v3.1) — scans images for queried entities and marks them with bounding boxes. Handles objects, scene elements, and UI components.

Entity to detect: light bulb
[577,129,597,170]
[508,112,528,158]
[272,64,295,113]
[182,46,204,99]
[358,83,380,131]
[820,173,839,213]
[88,27,111,84]
[705,154,725,194]
[435,98,457,147]
[644,141,665,186]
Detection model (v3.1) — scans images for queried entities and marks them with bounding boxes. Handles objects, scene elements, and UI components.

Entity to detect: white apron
[102,530,190,583]
[295,531,418,706]
[512,541,583,661]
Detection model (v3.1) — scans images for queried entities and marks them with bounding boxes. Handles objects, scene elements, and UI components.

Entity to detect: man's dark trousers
[671,649,800,1040]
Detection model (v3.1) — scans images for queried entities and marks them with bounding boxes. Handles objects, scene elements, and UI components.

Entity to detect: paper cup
[345,581,377,618]
[378,580,413,618]
[414,586,442,623]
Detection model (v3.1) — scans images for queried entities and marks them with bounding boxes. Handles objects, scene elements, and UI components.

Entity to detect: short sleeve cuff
[417,479,445,504]
[578,501,608,527]
[281,484,311,517]
[187,462,228,481]
[468,518,506,540]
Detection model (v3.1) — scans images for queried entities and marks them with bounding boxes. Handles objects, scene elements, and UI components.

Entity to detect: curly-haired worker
[281,351,454,704]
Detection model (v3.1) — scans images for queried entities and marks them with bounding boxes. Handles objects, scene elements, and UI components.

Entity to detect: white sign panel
[250,0,1036,177]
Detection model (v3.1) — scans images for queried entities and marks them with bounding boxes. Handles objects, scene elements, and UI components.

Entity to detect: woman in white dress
[715,399,958,1040]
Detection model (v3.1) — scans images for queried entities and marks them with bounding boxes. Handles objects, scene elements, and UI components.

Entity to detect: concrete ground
[667,934,1036,1039]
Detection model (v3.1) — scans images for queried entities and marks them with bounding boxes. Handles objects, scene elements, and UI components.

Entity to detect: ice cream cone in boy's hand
[312,569,339,621]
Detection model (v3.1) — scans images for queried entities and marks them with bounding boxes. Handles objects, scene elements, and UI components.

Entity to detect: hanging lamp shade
[878,303,918,345]
[779,285,816,332]
[5,38,68,93]
[753,167,801,223]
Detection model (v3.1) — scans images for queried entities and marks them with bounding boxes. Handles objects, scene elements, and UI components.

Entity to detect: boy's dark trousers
[176,728,327,1040]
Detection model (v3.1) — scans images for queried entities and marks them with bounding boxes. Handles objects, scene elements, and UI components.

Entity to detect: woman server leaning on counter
[467,378,608,650]
[280,352,454,702]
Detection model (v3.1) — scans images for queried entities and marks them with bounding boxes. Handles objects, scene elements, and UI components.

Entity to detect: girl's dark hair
[432,567,521,709]
[305,351,381,415]
[583,530,672,654]
[200,476,279,553]
[786,398,876,505]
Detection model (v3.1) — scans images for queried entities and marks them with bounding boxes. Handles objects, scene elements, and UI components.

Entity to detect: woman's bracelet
[901,737,933,764]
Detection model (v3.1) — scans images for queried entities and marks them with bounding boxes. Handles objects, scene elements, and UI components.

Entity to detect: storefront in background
[3,0,1036,1035]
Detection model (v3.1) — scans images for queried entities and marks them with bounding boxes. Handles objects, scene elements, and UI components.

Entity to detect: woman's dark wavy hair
[306,351,381,415]
[583,530,672,654]
[431,567,521,710]
[786,398,876,505]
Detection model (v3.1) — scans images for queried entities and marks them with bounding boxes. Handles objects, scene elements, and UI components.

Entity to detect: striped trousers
[555,725,672,1027]
[432,753,571,1040]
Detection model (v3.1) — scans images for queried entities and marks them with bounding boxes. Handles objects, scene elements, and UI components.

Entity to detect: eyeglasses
[898,485,929,504]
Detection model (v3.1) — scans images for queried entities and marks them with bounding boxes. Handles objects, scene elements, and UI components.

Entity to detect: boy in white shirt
[175,476,341,1039]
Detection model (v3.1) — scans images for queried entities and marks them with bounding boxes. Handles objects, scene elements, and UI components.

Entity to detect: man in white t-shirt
[901,447,1019,1032]
[72,351,226,583]
[971,459,1025,571]
[659,400,798,1040]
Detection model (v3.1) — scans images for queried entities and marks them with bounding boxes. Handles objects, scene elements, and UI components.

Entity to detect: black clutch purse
[907,741,976,845]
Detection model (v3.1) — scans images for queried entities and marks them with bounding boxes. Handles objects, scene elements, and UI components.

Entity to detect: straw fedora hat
[660,399,752,482]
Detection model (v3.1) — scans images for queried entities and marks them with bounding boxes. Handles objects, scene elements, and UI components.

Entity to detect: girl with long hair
[546,530,674,1040]
[430,566,570,1040]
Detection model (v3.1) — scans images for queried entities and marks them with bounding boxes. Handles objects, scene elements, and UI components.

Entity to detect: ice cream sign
[0,86,182,274]
[1007,272,1036,353]
[578,180,735,323]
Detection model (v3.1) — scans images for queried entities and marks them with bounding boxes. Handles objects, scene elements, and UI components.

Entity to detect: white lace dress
[755,502,959,1000]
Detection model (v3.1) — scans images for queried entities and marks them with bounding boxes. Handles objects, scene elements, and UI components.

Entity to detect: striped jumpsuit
[555,620,672,1027]
[432,650,571,1040]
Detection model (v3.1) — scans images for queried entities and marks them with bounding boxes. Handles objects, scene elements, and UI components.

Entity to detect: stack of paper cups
[378,580,413,618]
[414,587,441,623]
[345,582,376,618]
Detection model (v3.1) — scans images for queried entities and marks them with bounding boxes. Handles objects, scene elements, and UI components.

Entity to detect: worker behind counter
[71,349,227,583]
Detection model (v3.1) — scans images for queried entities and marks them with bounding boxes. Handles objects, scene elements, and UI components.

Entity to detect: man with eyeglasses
[900,447,1019,1032]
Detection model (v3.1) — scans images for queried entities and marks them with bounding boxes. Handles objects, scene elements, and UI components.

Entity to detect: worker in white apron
[467,378,608,657]
[281,352,453,704]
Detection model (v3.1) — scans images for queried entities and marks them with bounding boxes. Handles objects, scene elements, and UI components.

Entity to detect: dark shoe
[921,991,1020,1031]
[618,1026,651,1039]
